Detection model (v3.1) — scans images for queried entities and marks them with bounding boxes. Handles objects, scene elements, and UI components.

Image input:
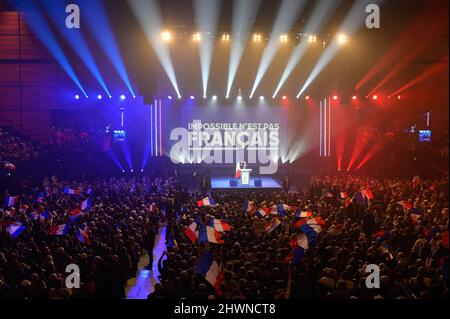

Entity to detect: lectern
[240,169,252,185]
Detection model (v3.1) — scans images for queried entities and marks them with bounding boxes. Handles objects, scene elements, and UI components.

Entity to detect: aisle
[125,225,166,299]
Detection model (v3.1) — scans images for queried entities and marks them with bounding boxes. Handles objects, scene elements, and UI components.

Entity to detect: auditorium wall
[0,11,57,144]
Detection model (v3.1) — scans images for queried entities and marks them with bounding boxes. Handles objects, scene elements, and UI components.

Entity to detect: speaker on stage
[230,179,238,187]
[254,179,262,187]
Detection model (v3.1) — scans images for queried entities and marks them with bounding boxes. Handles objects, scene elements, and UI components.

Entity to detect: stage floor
[211,176,282,190]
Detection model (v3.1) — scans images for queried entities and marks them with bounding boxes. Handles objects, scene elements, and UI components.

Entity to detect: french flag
[184,221,199,243]
[210,219,231,232]
[243,201,256,214]
[264,218,281,233]
[80,198,92,211]
[271,204,291,217]
[199,224,224,244]
[6,222,27,238]
[64,187,80,195]
[295,209,313,218]
[4,196,18,207]
[77,225,91,245]
[285,233,309,265]
[256,208,268,218]
[410,207,424,223]
[284,246,305,265]
[69,208,84,222]
[286,218,324,264]
[197,197,215,207]
[298,217,325,245]
[49,223,71,236]
[195,252,223,295]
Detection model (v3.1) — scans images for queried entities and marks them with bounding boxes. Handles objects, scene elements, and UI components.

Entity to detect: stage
[210,176,282,190]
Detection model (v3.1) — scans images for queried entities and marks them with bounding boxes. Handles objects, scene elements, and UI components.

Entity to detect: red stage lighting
[397,95,401,100]
[282,95,287,100]
[305,96,310,100]
[332,95,338,100]
[372,95,378,100]
[352,95,357,100]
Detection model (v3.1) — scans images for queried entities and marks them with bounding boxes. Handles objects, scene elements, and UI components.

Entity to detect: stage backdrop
[160,101,307,175]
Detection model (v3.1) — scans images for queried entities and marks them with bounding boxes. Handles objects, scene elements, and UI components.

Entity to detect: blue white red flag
[195,252,223,295]
[197,197,215,207]
[199,224,224,244]
[264,218,281,233]
[6,222,27,238]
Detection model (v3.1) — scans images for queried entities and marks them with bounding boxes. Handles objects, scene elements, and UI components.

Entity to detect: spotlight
[222,33,230,42]
[122,170,125,173]
[108,95,112,99]
[237,96,242,100]
[253,33,262,42]
[131,169,134,173]
[192,32,201,42]
[75,94,80,100]
[259,96,264,100]
[168,96,172,100]
[279,34,288,43]
[337,33,348,45]
[161,31,172,42]
[97,94,102,100]
[372,95,378,100]
[132,95,136,99]
[305,96,310,100]
[332,95,338,100]
[308,35,317,43]
[190,96,195,100]
[141,169,144,172]
[120,95,126,100]
[212,95,217,100]
[397,95,401,100]
[282,96,287,100]
[352,95,357,100]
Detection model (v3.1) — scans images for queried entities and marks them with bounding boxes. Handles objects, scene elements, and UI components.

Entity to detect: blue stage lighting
[98,95,102,100]
[75,95,80,100]
[120,95,126,100]
[84,0,135,98]
[190,96,195,100]
[168,96,173,100]
[131,169,134,173]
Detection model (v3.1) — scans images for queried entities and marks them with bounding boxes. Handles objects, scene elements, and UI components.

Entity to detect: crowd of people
[0,173,179,298]
[0,127,45,162]
[162,174,449,299]
[0,171,448,299]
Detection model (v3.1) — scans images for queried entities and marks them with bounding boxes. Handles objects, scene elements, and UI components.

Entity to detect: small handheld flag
[264,218,281,233]
[6,222,27,238]
[197,197,215,207]
[195,252,223,295]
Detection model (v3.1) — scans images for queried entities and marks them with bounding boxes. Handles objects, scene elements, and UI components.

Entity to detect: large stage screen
[167,105,288,175]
